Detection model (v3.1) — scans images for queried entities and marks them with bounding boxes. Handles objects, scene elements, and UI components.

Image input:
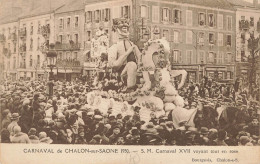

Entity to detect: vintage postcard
[0,0,259,163]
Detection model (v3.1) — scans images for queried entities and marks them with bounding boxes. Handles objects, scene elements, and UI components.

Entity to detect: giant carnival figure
[140,38,187,91]
[108,18,141,92]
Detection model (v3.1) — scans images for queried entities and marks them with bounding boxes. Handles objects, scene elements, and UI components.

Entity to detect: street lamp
[46,43,57,97]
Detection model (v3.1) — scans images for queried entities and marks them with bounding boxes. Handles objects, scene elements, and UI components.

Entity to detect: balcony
[56,59,81,67]
[19,44,26,52]
[3,48,11,58]
[19,63,26,69]
[0,34,6,42]
[40,24,50,38]
[239,20,249,30]
[19,28,27,38]
[55,42,81,51]
[10,33,17,41]
[84,59,96,68]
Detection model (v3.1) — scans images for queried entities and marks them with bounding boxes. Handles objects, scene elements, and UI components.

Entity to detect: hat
[10,113,21,120]
[39,132,47,140]
[87,112,94,116]
[109,114,116,119]
[129,127,139,135]
[94,115,103,120]
[200,127,209,135]
[2,109,10,117]
[165,121,174,127]
[146,122,155,129]
[240,136,250,145]
[28,128,37,136]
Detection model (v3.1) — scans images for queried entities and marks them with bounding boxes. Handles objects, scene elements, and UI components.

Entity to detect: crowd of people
[0,75,259,146]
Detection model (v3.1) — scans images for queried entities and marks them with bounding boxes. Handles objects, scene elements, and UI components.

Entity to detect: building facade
[83,0,132,78]
[229,0,260,84]
[18,13,55,80]
[54,0,85,81]
[0,21,19,81]
[133,0,236,83]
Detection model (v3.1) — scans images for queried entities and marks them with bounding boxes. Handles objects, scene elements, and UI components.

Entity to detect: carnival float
[86,18,200,128]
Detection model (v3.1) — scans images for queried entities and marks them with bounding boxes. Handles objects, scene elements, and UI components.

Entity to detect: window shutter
[101,10,104,21]
[121,7,123,18]
[128,6,131,19]
[161,8,163,22]
[92,11,95,21]
[206,51,209,62]
[172,9,175,23]
[182,51,186,63]
[223,34,226,46]
[179,31,182,42]
[108,9,111,20]
[198,13,200,25]
[148,6,150,19]
[139,6,141,17]
[180,10,183,24]
[214,14,217,27]
[193,51,196,64]
[169,9,171,22]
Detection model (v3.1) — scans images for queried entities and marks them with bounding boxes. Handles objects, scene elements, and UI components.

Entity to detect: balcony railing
[19,44,26,52]
[56,59,81,67]
[0,34,6,42]
[239,20,250,30]
[40,24,50,37]
[55,42,81,51]
[19,28,27,38]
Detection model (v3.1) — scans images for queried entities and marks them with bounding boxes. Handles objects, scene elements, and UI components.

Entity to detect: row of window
[21,37,42,51]
[5,42,17,53]
[240,16,260,27]
[59,16,79,29]
[20,20,50,35]
[85,6,131,23]
[58,33,79,44]
[6,55,41,70]
[57,51,78,60]
[169,50,234,64]
[141,5,233,30]
[140,28,232,46]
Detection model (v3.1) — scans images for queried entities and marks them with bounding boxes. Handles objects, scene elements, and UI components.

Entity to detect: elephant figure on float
[139,38,187,91]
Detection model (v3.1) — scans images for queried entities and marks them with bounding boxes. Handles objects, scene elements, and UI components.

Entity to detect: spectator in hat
[10,126,31,144]
[28,128,40,144]
[208,129,218,146]
[239,136,253,146]
[128,127,140,145]
[1,129,11,143]
[32,93,41,126]
[109,125,121,144]
[39,132,53,144]
[216,130,228,146]
[7,113,21,137]
[199,127,209,145]
[20,99,33,133]
[1,109,11,130]
[247,118,259,136]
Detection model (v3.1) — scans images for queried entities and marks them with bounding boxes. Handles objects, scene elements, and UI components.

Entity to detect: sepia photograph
[0,0,259,163]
